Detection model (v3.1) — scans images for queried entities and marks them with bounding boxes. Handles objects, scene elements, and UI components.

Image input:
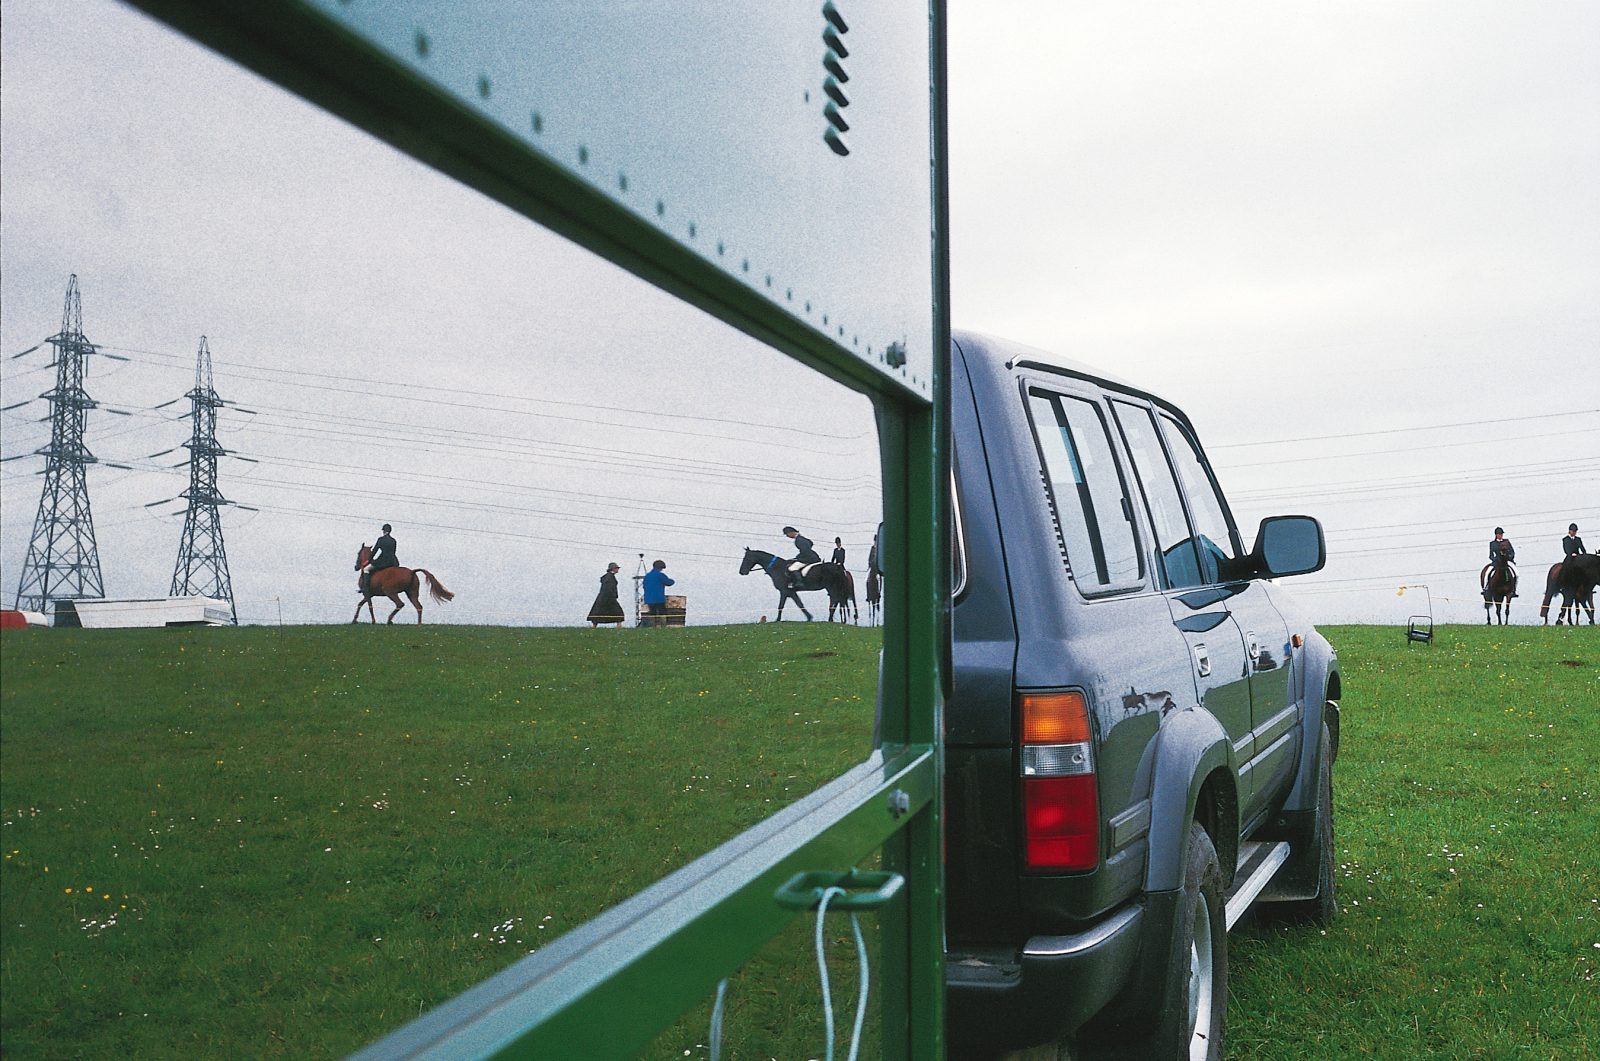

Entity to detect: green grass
[1230,624,1599,1060]
[3,622,1596,1059]
[0,623,880,1058]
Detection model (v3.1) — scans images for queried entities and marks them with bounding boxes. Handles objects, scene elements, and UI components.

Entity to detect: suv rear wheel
[1081,821,1226,1061]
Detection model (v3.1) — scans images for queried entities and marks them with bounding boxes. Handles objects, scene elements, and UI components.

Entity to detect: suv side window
[1027,389,1143,592]
[1157,412,1245,583]
[1111,400,1206,589]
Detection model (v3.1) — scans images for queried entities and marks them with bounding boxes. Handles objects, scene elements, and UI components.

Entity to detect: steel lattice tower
[169,337,237,623]
[14,275,106,612]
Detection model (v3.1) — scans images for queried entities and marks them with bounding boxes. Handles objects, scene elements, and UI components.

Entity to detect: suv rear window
[1028,390,1143,592]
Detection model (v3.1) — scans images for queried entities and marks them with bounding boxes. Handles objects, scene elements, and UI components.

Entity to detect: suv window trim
[1153,410,1248,567]
[1108,396,1203,592]
[1020,380,1148,599]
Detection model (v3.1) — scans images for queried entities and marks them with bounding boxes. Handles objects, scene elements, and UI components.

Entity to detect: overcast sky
[3,0,1597,627]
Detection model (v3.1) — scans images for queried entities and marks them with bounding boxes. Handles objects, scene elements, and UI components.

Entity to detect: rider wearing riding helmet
[1488,527,1517,597]
[1562,523,1586,564]
[361,523,399,595]
[783,526,822,588]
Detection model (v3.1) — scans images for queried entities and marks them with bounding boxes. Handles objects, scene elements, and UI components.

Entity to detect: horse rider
[783,526,822,588]
[1487,526,1517,597]
[361,523,399,595]
[1562,523,1586,566]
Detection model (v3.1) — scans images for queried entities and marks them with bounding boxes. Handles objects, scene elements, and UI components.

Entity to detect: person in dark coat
[831,537,847,566]
[587,562,625,626]
[1487,526,1517,598]
[783,526,822,564]
[1562,523,1586,564]
[1488,527,1515,564]
[361,523,399,595]
[782,526,822,589]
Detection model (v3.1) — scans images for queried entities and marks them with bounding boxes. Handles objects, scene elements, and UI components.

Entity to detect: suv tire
[1082,821,1227,1061]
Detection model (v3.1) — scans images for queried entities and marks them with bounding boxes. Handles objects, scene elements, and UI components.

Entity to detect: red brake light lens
[1024,775,1100,870]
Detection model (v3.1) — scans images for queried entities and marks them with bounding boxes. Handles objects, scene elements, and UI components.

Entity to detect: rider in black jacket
[1488,526,1517,597]
[1562,523,1586,563]
[361,523,399,595]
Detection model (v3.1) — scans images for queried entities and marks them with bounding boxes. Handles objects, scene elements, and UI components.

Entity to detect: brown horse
[353,543,455,624]
[1540,555,1598,626]
[1480,557,1515,625]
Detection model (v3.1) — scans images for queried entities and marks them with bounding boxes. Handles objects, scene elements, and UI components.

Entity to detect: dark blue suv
[942,332,1340,1060]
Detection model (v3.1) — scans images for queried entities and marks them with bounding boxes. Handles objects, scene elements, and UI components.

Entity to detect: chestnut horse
[1479,557,1515,625]
[1540,555,1599,626]
[353,543,455,624]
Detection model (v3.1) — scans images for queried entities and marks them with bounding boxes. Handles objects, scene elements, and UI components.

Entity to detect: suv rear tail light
[1020,691,1099,871]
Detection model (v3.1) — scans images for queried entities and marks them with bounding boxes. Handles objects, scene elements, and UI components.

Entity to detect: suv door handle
[1193,642,1211,678]
[1246,631,1259,671]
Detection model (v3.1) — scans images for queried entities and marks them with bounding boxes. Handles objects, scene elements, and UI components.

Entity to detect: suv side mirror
[1253,515,1325,578]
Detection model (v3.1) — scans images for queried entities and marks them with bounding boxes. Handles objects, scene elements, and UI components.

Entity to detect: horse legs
[409,585,424,624]
[385,592,406,624]
[352,596,368,624]
[787,588,813,621]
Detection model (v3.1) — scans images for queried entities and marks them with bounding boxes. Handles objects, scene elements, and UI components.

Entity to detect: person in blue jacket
[642,559,675,620]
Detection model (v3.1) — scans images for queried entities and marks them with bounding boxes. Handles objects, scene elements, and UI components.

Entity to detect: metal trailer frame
[119,2,951,1057]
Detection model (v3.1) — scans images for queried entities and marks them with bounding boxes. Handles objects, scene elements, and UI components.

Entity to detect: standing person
[1561,523,1586,564]
[831,536,847,566]
[865,532,882,622]
[642,559,675,622]
[361,523,399,595]
[587,562,625,627]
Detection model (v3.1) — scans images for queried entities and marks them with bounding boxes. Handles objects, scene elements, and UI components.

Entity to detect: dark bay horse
[739,548,856,622]
[1480,557,1516,625]
[354,543,455,624]
[1540,555,1598,626]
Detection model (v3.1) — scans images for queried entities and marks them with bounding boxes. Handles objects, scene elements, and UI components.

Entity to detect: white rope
[709,977,730,1061]
[815,885,870,1061]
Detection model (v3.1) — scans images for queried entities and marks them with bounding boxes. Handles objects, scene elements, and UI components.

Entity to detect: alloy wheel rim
[1187,894,1215,1060]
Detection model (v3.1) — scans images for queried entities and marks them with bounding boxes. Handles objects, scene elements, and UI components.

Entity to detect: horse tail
[417,569,455,604]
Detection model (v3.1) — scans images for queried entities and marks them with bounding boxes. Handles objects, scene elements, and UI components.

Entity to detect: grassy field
[1230,624,1598,1060]
[2,621,1596,1059]
[0,623,882,1058]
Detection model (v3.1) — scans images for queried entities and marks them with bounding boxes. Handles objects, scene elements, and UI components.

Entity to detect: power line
[1209,408,1598,449]
[102,341,873,448]
[1221,425,1600,469]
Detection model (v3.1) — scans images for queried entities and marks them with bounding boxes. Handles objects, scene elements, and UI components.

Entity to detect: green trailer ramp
[119,1,951,1056]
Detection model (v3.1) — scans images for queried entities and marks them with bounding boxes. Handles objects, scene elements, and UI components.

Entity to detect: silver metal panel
[303,0,936,398]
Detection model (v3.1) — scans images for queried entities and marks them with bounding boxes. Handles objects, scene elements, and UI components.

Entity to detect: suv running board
[1224,840,1290,929]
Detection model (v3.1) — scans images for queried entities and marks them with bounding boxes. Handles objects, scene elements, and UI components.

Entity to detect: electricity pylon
[13,275,106,613]
[169,336,237,623]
